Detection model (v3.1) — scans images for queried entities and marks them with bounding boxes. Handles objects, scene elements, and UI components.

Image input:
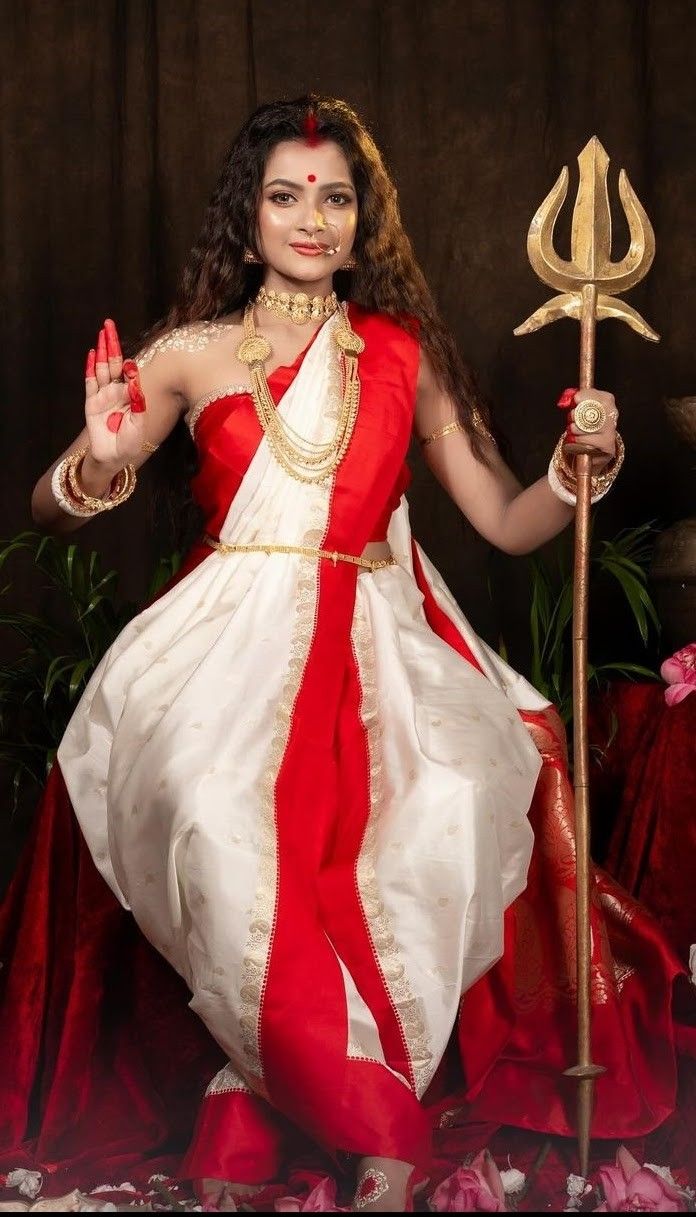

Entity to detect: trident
[514,137,658,1175]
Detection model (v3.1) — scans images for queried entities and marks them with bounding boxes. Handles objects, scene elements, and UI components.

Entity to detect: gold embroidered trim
[205,1060,252,1097]
[347,1040,385,1068]
[135,320,235,369]
[236,322,342,1091]
[613,960,637,994]
[186,383,251,435]
[352,1168,391,1207]
[351,599,434,1097]
[354,1168,389,1209]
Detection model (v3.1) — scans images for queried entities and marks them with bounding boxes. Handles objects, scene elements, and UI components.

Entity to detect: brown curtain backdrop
[1,1,694,698]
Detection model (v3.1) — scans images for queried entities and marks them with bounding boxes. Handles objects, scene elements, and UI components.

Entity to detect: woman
[11,96,687,1212]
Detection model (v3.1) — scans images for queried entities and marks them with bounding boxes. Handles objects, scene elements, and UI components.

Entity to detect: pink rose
[660,642,696,706]
[274,1177,348,1211]
[594,1146,687,1212]
[429,1150,507,1212]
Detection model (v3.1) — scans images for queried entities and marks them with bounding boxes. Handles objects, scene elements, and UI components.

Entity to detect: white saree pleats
[386,496,551,712]
[58,328,548,1106]
[57,313,343,1089]
[346,497,545,1097]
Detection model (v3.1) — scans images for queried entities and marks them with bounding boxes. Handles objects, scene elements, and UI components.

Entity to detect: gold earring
[244,248,262,264]
[342,256,356,271]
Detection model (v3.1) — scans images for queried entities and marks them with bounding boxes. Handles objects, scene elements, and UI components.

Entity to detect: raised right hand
[84,318,148,468]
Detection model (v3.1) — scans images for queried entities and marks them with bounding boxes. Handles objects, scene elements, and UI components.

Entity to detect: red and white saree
[0,303,690,1189]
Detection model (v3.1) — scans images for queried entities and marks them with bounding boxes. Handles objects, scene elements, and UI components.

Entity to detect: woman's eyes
[269,192,351,206]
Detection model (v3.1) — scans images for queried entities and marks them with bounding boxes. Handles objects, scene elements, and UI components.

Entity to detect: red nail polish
[104,318,122,359]
[557,387,578,409]
[128,382,146,412]
[122,359,138,378]
[96,328,107,363]
[107,411,124,433]
[85,349,97,377]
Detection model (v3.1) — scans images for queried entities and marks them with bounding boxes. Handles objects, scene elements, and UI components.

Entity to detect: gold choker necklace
[255,286,339,325]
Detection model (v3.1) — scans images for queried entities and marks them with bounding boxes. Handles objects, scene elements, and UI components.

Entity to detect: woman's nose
[301,208,327,234]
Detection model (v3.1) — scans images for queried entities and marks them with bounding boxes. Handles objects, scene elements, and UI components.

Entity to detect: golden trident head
[514,136,659,342]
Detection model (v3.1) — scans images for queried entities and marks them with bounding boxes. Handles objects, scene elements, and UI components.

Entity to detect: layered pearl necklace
[235,290,364,484]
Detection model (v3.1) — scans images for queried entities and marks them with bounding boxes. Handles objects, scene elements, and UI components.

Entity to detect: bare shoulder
[134,315,245,419]
[135,314,243,371]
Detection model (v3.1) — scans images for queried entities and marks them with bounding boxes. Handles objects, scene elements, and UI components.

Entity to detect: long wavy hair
[137,93,494,553]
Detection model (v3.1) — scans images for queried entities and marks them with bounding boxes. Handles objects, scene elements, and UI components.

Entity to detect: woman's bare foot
[197,1177,266,1210]
[352,1156,415,1211]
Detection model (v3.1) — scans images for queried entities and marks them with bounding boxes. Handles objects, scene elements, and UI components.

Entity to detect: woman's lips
[290,244,324,256]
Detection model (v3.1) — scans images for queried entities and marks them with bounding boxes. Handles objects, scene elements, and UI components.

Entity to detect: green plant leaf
[69,657,92,698]
[78,593,108,622]
[43,656,76,705]
[546,578,574,664]
[601,559,660,643]
[594,662,659,681]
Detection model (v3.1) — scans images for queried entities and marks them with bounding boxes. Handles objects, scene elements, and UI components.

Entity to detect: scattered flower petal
[274,1177,348,1212]
[5,1171,42,1201]
[566,1173,589,1200]
[430,1150,507,1211]
[500,1167,525,1195]
[91,1184,136,1194]
[661,643,696,706]
[594,1146,687,1211]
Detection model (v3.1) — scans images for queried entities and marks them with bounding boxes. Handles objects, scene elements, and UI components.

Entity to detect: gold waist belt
[204,534,396,571]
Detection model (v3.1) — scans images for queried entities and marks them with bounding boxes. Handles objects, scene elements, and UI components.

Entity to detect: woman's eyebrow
[264,178,354,191]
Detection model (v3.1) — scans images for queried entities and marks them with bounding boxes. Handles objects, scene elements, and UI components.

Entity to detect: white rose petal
[5,1171,42,1201]
[689,944,696,986]
[90,1184,136,1195]
[24,1191,83,1212]
[566,1173,589,1200]
[500,1168,526,1195]
[645,1163,678,1186]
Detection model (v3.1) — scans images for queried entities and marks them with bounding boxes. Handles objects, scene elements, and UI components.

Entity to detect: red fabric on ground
[589,681,696,960]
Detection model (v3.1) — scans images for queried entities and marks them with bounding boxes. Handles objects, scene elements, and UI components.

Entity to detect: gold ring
[574,399,607,433]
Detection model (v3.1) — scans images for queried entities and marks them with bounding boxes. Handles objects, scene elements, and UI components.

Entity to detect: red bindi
[307,174,316,182]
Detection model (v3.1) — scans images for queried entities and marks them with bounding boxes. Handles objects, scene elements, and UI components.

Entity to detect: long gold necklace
[236,301,364,484]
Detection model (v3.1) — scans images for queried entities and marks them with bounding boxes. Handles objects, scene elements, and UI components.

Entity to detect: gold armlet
[419,421,465,447]
[419,409,495,449]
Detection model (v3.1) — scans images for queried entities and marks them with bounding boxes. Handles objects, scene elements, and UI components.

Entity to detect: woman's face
[256,139,358,296]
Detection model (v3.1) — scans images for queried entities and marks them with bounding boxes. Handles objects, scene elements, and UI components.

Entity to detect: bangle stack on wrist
[547,432,625,506]
[51,445,136,517]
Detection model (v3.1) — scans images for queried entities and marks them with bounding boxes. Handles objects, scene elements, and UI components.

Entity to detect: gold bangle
[552,432,625,495]
[56,456,99,516]
[65,446,137,512]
